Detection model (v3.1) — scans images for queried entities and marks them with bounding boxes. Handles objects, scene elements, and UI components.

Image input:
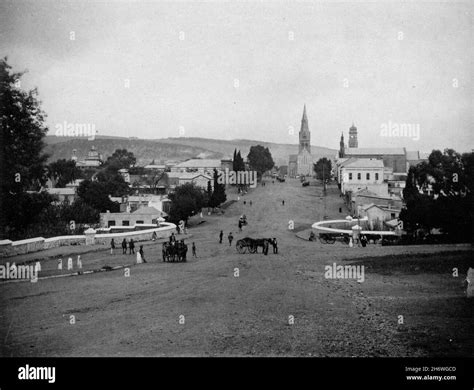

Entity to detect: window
[349,173,353,180]
[357,173,361,180]
[391,213,396,219]
[108,221,116,227]
[375,173,379,181]
[136,220,144,225]
[122,220,130,226]
[366,173,370,180]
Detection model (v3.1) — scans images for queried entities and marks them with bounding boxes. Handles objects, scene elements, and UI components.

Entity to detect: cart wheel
[236,242,246,254]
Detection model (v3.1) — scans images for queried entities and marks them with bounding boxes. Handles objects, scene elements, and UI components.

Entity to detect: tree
[209,168,227,208]
[60,199,100,225]
[168,183,207,223]
[143,170,168,194]
[77,180,120,213]
[47,159,82,187]
[236,150,245,171]
[313,158,332,181]
[400,149,473,241]
[206,179,213,207]
[95,171,130,197]
[247,145,274,178]
[232,149,237,171]
[103,149,136,172]
[0,57,51,238]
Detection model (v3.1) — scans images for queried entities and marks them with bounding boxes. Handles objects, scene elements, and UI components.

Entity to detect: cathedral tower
[348,123,358,148]
[299,105,311,153]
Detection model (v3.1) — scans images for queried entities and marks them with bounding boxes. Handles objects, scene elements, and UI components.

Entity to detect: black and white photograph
[0,0,472,386]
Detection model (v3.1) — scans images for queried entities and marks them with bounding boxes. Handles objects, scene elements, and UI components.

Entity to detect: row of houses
[46,147,238,228]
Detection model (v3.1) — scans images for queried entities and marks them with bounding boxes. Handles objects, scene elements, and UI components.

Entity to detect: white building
[170,159,222,176]
[168,172,213,190]
[339,158,387,196]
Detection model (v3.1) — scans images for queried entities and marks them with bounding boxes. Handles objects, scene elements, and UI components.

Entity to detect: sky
[1,0,472,152]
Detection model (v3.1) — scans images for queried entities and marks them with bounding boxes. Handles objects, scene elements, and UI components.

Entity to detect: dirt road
[1,179,472,356]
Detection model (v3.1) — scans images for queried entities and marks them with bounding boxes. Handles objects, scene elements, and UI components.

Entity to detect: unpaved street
[1,179,472,356]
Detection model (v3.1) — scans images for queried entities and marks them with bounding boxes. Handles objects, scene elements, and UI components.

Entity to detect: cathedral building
[288,105,315,177]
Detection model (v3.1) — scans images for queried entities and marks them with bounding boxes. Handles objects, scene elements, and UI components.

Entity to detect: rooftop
[168,172,212,180]
[132,206,162,215]
[344,159,385,169]
[174,159,222,168]
[46,188,76,195]
[345,147,406,156]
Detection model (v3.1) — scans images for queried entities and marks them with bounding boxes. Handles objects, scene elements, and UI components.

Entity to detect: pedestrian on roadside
[228,232,234,246]
[139,245,147,263]
[122,238,127,254]
[273,238,278,254]
[192,242,197,257]
[250,200,252,206]
[129,238,135,254]
[110,238,115,255]
[238,220,242,232]
[219,230,223,244]
[282,200,285,206]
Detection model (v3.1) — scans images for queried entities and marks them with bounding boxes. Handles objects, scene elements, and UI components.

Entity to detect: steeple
[339,132,345,158]
[299,104,310,153]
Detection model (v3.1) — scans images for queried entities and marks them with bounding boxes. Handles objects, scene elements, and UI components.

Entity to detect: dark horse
[252,238,277,255]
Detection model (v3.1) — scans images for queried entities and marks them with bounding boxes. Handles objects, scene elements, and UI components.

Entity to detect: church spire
[339,132,345,158]
[299,104,310,153]
[300,104,309,134]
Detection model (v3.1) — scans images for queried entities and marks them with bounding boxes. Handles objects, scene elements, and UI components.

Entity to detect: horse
[252,238,272,255]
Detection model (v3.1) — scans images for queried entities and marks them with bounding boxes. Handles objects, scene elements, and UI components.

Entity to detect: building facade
[339,158,387,196]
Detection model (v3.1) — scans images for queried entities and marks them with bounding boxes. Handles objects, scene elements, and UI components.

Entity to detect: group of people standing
[110,238,147,262]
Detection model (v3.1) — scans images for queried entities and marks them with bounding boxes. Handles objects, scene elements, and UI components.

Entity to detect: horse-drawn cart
[236,237,274,255]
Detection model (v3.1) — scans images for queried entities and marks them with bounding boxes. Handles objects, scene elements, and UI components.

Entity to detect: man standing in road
[228,232,234,246]
[219,230,223,244]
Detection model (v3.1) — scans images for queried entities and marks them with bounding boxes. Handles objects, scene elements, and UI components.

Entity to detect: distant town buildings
[74,146,104,168]
[335,122,429,229]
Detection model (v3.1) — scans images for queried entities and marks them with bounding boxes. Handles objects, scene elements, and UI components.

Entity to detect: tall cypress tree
[232,149,237,172]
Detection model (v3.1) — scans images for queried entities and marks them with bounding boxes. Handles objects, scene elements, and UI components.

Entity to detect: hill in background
[44,136,336,166]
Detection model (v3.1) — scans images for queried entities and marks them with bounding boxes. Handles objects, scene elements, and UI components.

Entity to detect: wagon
[236,237,257,254]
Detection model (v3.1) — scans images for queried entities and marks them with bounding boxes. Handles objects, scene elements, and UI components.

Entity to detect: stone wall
[0,223,176,258]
